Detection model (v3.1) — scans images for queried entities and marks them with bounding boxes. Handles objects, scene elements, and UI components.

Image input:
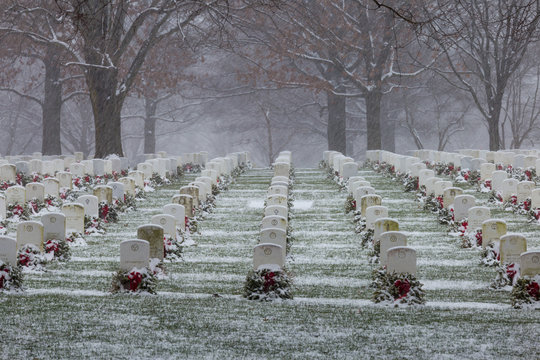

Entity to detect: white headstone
[77,195,99,218]
[453,195,476,222]
[0,236,17,266]
[120,239,150,271]
[386,246,417,275]
[41,212,66,241]
[151,214,177,240]
[43,178,60,198]
[261,215,287,232]
[108,182,125,200]
[365,206,389,230]
[16,221,44,251]
[481,219,507,248]
[163,204,185,231]
[253,243,284,270]
[379,231,407,266]
[467,206,491,231]
[5,186,25,205]
[61,203,85,233]
[499,234,527,264]
[520,251,540,277]
[25,182,45,202]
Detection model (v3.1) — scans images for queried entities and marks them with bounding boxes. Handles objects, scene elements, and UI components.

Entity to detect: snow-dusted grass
[0,168,539,359]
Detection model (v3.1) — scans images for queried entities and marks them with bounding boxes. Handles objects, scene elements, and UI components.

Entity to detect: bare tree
[428,0,540,151]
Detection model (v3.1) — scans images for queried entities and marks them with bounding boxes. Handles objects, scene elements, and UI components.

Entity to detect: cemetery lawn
[1,168,539,359]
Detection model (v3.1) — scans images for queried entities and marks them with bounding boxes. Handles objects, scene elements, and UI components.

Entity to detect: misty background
[1,1,540,166]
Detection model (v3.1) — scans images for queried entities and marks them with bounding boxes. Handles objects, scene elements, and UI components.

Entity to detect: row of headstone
[367,149,540,281]
[322,151,360,179]
[253,151,292,271]
[0,155,131,182]
[12,212,67,254]
[334,153,417,275]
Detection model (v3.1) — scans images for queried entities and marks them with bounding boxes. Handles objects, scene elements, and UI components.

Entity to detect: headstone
[502,178,519,201]
[517,181,534,203]
[354,186,375,202]
[108,182,125,200]
[491,170,508,192]
[453,195,476,222]
[274,162,290,177]
[180,186,200,207]
[360,195,382,217]
[93,159,105,176]
[163,204,186,231]
[480,163,496,181]
[118,177,136,196]
[15,161,30,175]
[348,180,370,195]
[266,194,288,207]
[443,187,463,208]
[0,164,16,183]
[386,246,417,275]
[137,163,153,179]
[29,159,43,174]
[520,251,540,277]
[93,185,113,204]
[41,212,66,241]
[81,160,94,175]
[481,219,507,248]
[16,221,44,251]
[5,186,25,205]
[267,185,288,198]
[342,162,359,179]
[74,152,84,162]
[61,203,85,233]
[261,215,287,231]
[137,224,164,260]
[260,228,287,254]
[365,206,389,230]
[253,243,284,270]
[0,194,5,220]
[120,239,150,271]
[379,231,407,266]
[0,236,17,266]
[424,177,442,196]
[531,189,540,209]
[57,172,73,190]
[467,206,491,231]
[43,178,60,198]
[128,171,145,188]
[499,234,527,264]
[77,195,99,218]
[373,218,399,243]
[433,181,452,197]
[172,194,194,218]
[151,214,177,240]
[264,205,288,218]
[25,182,45,202]
[418,169,435,187]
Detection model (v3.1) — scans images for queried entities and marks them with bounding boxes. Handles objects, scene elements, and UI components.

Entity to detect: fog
[1,1,540,166]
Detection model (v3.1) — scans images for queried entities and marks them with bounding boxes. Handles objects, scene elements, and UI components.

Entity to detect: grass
[0,167,539,359]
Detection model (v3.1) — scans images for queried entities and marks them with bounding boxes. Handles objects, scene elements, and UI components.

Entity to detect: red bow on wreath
[263,272,276,292]
[128,271,143,291]
[527,282,540,300]
[394,279,411,300]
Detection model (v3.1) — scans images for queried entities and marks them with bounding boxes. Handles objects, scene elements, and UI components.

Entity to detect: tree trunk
[42,46,62,155]
[381,106,395,152]
[86,67,124,158]
[326,89,347,154]
[366,90,382,150]
[144,96,157,154]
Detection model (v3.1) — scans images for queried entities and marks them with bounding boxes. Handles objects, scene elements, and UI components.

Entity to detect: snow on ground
[0,167,539,359]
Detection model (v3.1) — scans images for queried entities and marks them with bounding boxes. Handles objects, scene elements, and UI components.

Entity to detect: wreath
[163,235,183,260]
[480,242,499,267]
[345,194,356,214]
[43,238,71,262]
[66,231,87,246]
[111,267,158,294]
[84,215,106,235]
[403,176,419,193]
[511,275,540,309]
[6,203,30,221]
[17,244,46,270]
[0,261,23,291]
[461,229,482,249]
[99,202,119,223]
[361,229,374,248]
[243,267,293,301]
[371,268,425,306]
[491,263,518,289]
